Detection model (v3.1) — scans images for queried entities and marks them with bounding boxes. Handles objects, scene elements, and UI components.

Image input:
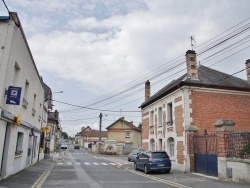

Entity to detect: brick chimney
[186,50,198,79]
[145,80,150,101]
[246,59,250,82]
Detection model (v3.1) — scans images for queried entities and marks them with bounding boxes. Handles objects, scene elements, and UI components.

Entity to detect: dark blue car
[134,151,171,174]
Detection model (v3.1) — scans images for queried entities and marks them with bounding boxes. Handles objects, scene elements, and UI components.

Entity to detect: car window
[152,152,169,159]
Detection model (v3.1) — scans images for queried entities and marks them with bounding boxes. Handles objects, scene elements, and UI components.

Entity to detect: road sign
[6,86,22,105]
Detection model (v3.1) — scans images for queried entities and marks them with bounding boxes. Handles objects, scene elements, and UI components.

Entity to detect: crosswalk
[56,162,127,166]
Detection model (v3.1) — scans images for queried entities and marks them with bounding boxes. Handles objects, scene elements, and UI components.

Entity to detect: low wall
[218,157,250,184]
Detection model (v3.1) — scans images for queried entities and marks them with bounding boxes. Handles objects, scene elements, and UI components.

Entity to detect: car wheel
[165,170,170,174]
[144,165,148,174]
[134,163,137,170]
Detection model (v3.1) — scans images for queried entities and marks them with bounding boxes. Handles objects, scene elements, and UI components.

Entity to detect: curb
[31,161,56,188]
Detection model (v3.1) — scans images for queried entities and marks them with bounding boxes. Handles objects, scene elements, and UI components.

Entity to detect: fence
[225,132,250,159]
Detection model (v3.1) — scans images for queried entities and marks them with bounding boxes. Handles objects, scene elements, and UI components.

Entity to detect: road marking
[93,162,99,165]
[116,163,123,166]
[76,162,81,165]
[124,169,191,188]
[67,162,72,165]
[109,163,116,165]
[101,163,108,165]
[84,162,90,165]
[58,162,63,165]
[93,156,98,158]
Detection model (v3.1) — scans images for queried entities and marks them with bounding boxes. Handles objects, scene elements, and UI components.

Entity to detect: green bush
[239,142,250,159]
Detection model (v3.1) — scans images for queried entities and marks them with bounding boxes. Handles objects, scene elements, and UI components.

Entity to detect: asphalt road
[40,145,250,188]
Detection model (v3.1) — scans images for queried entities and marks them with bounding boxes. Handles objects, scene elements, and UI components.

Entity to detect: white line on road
[93,156,98,158]
[109,163,116,165]
[76,162,81,165]
[84,162,90,165]
[101,163,108,165]
[93,162,99,165]
[67,162,72,165]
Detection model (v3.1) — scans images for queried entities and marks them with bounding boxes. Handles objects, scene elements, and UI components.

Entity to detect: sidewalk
[0,154,55,188]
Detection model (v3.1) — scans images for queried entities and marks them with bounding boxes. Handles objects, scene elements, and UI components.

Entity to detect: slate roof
[140,65,250,108]
[106,117,141,132]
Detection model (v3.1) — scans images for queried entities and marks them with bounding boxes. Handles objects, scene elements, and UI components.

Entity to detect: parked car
[134,151,171,174]
[61,144,68,150]
[74,144,80,149]
[128,148,142,162]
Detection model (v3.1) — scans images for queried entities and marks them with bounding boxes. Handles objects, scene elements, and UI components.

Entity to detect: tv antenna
[190,35,196,50]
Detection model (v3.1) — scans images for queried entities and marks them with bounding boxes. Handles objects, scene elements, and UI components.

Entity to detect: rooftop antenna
[190,35,196,50]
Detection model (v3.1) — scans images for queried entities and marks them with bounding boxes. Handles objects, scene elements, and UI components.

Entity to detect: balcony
[149,125,154,130]
[22,98,28,108]
[32,108,36,116]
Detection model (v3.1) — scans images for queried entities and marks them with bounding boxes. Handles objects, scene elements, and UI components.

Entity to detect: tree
[138,123,142,130]
[62,132,68,139]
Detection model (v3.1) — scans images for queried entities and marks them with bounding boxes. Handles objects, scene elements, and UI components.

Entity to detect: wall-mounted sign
[6,86,22,105]
[42,125,51,132]
[15,115,21,125]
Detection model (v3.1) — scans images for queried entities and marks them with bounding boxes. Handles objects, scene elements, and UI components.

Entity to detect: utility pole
[99,113,102,142]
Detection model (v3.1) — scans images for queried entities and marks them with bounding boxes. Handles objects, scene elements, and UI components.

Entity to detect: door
[194,129,218,177]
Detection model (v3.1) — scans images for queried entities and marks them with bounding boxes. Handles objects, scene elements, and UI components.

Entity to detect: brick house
[140,50,250,171]
[106,117,142,149]
[80,126,108,148]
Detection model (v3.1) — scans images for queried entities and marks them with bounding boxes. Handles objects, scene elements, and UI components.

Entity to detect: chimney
[246,59,250,82]
[55,110,59,120]
[186,50,198,79]
[130,121,133,125]
[145,80,150,101]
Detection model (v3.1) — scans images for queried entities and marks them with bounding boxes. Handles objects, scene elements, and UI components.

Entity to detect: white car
[61,144,68,150]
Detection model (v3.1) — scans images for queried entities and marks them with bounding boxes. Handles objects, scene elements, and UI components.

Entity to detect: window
[16,132,24,155]
[32,94,37,116]
[125,130,131,138]
[168,137,175,157]
[150,110,154,129]
[158,107,162,126]
[167,102,173,126]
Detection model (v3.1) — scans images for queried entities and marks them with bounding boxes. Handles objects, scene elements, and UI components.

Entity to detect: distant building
[106,117,142,149]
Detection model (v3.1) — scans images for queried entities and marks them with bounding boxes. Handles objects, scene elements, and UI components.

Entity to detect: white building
[0,13,45,179]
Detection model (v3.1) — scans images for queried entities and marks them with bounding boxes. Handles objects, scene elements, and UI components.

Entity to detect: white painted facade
[0,13,45,179]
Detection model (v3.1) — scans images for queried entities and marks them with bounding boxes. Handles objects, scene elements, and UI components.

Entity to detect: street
[39,145,250,188]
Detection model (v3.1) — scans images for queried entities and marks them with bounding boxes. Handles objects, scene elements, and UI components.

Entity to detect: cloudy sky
[1,0,250,137]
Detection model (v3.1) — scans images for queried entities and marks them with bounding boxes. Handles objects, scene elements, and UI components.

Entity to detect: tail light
[148,153,152,162]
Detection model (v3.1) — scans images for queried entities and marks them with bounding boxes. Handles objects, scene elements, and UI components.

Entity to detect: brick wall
[190,91,250,134]
[177,141,184,164]
[142,142,148,150]
[175,105,184,136]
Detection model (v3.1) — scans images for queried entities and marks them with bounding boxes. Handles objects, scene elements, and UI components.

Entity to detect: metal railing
[225,132,250,159]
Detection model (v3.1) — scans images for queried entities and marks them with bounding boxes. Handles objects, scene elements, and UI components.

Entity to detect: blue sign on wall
[6,86,22,105]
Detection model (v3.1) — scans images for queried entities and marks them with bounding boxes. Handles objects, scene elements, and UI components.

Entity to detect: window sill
[15,154,22,158]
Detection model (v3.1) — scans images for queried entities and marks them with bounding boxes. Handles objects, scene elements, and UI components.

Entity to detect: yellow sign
[42,125,51,132]
[15,115,21,125]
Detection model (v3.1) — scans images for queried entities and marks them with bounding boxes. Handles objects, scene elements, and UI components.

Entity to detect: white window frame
[125,130,131,138]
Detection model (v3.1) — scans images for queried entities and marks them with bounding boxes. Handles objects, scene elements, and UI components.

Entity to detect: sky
[1,0,250,137]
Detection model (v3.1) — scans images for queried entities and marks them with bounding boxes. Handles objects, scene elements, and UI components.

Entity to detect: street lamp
[53,91,63,95]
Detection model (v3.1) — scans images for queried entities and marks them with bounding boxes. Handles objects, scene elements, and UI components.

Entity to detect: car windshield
[152,152,169,159]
